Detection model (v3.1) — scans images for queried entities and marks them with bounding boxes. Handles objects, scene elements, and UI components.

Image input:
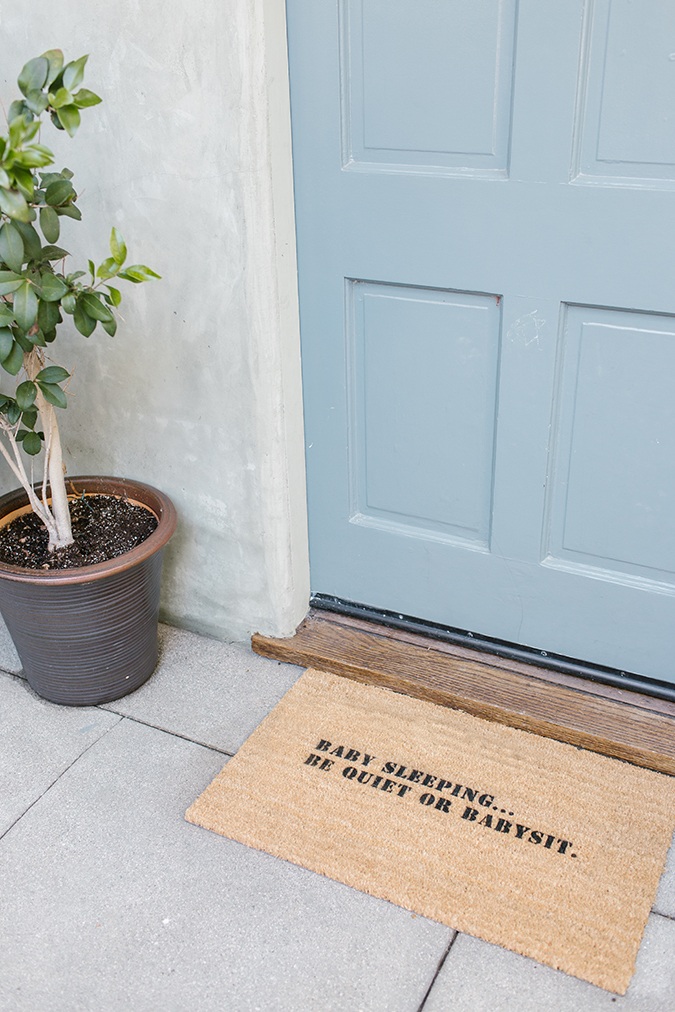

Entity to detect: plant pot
[0,476,177,706]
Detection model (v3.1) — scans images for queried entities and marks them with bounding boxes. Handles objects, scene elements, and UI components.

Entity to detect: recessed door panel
[349,282,500,545]
[342,0,517,174]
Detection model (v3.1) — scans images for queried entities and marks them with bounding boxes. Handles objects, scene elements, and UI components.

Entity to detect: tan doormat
[186,668,675,994]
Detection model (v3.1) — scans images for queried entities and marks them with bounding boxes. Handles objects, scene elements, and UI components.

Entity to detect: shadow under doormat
[186,668,675,994]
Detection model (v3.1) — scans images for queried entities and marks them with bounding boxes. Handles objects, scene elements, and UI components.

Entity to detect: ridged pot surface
[0,476,177,706]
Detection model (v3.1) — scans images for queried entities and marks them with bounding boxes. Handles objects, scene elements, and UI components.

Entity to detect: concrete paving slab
[0,615,22,674]
[0,674,121,838]
[653,830,675,919]
[422,914,675,1012]
[0,716,452,1012]
[100,624,304,754]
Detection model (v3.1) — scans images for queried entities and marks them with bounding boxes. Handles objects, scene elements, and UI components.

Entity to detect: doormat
[186,669,675,994]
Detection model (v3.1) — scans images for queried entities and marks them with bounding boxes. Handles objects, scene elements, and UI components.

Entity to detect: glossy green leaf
[0,304,14,325]
[14,429,28,441]
[13,281,38,331]
[101,314,117,336]
[0,395,11,411]
[11,167,35,201]
[66,271,85,283]
[0,271,24,296]
[22,430,42,455]
[24,89,50,116]
[105,286,122,307]
[41,49,64,87]
[8,100,29,124]
[62,55,88,93]
[44,178,75,206]
[37,298,61,333]
[18,57,49,97]
[72,88,101,108]
[73,300,96,336]
[27,327,46,347]
[0,328,14,361]
[55,204,81,221]
[37,381,67,409]
[14,332,33,353]
[21,407,38,428]
[6,401,21,424]
[15,145,50,170]
[39,271,67,301]
[13,221,43,260]
[39,207,59,245]
[2,341,24,376]
[96,257,118,280]
[0,186,30,223]
[0,223,25,273]
[40,245,70,262]
[48,87,72,109]
[37,366,70,384]
[0,169,9,189]
[15,380,36,410]
[61,293,76,315]
[81,292,113,322]
[110,228,127,265]
[56,104,81,137]
[49,109,65,132]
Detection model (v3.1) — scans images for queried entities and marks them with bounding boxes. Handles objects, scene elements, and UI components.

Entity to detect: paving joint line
[415,930,458,1012]
[0,716,124,843]
[95,707,235,756]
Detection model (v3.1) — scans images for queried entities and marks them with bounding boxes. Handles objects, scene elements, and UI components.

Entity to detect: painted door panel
[288,0,675,681]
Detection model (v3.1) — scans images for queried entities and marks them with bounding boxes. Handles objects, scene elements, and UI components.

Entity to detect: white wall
[0,0,309,640]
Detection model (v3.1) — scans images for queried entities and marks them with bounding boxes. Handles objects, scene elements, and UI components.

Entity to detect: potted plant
[0,49,176,705]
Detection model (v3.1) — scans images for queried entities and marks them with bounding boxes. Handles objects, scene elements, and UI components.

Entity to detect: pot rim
[0,475,177,585]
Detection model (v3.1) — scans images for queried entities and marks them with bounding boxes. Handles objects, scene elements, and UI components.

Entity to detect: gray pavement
[0,621,673,1012]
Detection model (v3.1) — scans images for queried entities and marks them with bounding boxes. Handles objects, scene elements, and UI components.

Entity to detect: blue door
[288,0,675,683]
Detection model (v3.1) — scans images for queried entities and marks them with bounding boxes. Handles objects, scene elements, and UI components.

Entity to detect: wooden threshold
[252,609,675,776]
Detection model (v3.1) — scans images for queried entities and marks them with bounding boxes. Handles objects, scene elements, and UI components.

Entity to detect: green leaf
[61,293,76,315]
[101,314,117,336]
[13,281,38,331]
[37,381,67,409]
[14,428,27,441]
[21,406,38,428]
[14,145,51,169]
[0,271,24,296]
[48,87,72,110]
[11,167,35,201]
[14,332,33,353]
[2,341,23,375]
[110,228,127,265]
[15,380,36,410]
[0,327,14,361]
[66,271,85,283]
[0,223,24,273]
[55,204,82,221]
[49,110,65,132]
[105,285,122,307]
[37,298,61,333]
[41,49,64,87]
[0,304,14,325]
[22,430,42,455]
[88,259,96,279]
[0,186,30,223]
[121,265,162,281]
[40,245,70,261]
[28,328,46,347]
[39,271,68,301]
[72,88,101,108]
[6,401,21,423]
[62,55,88,93]
[81,292,113,322]
[73,299,96,336]
[24,90,50,116]
[0,169,9,189]
[13,221,42,260]
[8,100,29,125]
[36,366,69,385]
[61,168,74,180]
[45,178,75,207]
[56,104,81,137]
[39,206,60,244]
[18,57,49,97]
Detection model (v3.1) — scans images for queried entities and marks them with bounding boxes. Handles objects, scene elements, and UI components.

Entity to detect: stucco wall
[0,0,309,640]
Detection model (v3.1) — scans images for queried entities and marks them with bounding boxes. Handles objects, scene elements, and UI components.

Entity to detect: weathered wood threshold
[252,609,675,776]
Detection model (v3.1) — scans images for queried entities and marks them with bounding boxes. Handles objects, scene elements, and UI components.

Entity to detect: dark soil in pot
[0,495,158,570]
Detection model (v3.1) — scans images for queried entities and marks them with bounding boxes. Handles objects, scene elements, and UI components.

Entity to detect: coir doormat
[186,669,675,994]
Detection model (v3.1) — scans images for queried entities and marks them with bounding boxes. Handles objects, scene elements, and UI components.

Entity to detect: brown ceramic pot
[0,476,177,706]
